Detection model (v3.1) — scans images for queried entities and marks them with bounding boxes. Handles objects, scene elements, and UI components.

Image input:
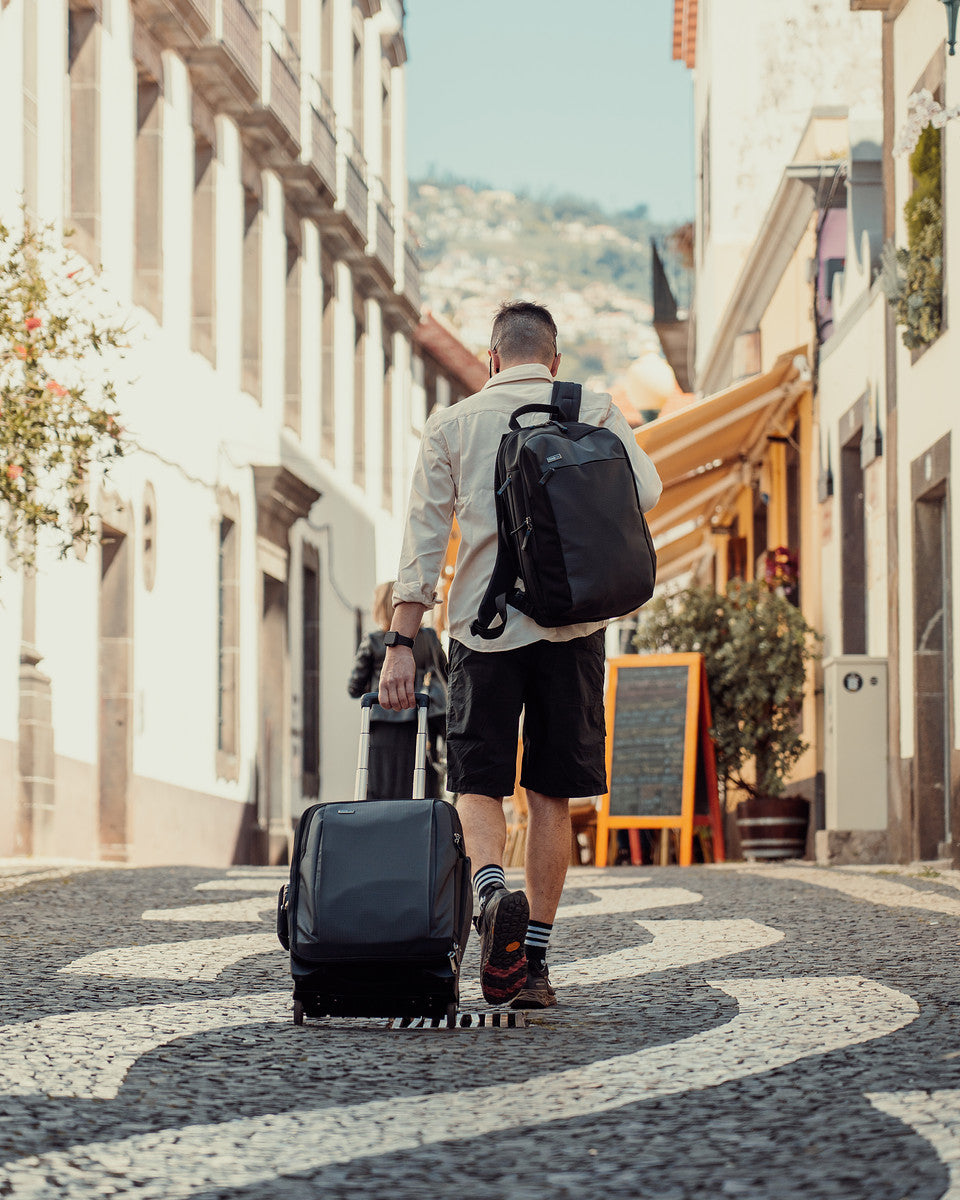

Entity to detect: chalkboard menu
[596,653,725,867]
[608,665,691,817]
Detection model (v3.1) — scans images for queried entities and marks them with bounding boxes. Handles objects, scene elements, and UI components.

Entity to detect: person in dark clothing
[347,581,448,800]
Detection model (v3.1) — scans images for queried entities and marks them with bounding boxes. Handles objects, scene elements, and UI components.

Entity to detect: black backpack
[471,381,657,640]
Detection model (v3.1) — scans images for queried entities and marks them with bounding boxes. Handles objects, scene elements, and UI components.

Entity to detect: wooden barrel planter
[736,795,809,861]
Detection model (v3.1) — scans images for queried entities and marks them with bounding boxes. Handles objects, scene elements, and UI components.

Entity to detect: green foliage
[904,126,941,242]
[881,124,943,350]
[634,580,821,799]
[0,214,126,569]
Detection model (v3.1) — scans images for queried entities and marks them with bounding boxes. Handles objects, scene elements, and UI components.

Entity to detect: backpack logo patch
[546,453,563,463]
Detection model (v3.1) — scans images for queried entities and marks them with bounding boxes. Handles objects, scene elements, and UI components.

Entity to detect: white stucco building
[0,0,478,865]
[676,0,883,392]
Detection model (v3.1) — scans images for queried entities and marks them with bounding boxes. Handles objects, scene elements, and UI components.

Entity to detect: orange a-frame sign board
[595,653,725,867]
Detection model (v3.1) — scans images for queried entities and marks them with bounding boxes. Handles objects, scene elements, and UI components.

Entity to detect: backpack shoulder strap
[550,380,582,422]
[470,441,520,641]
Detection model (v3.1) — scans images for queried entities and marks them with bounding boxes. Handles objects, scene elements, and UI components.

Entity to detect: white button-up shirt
[393,363,663,653]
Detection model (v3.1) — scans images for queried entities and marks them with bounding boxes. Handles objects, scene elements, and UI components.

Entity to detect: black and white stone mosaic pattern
[2,859,960,1198]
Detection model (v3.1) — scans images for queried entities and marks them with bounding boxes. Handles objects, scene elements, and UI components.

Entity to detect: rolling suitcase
[277,691,473,1026]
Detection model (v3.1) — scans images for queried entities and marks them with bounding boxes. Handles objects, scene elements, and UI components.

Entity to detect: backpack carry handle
[508,404,564,430]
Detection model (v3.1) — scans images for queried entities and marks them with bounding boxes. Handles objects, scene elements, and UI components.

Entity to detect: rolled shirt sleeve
[600,400,663,513]
[393,414,456,609]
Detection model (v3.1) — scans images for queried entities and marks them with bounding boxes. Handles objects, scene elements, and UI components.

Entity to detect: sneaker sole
[480,891,530,1005]
[510,987,557,1010]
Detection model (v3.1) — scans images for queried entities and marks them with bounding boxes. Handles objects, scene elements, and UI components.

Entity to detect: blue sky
[405,0,695,222]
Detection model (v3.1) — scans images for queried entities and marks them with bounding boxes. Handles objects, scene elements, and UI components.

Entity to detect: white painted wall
[0,0,429,859]
[890,0,960,759]
[817,289,888,667]
[691,0,882,384]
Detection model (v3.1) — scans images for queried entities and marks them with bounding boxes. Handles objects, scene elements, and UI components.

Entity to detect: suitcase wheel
[293,999,305,1026]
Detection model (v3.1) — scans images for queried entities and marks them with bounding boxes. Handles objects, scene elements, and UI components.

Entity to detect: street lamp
[945,0,960,55]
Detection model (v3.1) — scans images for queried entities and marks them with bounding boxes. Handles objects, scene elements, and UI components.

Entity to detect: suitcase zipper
[287,805,321,955]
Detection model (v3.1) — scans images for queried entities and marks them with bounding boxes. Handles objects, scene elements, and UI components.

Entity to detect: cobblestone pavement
[3,860,960,1198]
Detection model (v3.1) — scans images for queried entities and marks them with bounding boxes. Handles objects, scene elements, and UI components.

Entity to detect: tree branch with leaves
[0,214,127,569]
[634,579,822,800]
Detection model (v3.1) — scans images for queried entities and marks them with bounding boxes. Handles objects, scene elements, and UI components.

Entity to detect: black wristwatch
[383,631,415,649]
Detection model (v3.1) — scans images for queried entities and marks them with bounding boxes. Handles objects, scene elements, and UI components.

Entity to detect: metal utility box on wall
[823,656,888,831]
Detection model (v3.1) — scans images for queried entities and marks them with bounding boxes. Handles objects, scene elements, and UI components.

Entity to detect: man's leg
[524,789,570,924]
[459,792,529,1004]
[512,631,607,1009]
[445,640,530,1004]
[457,793,507,873]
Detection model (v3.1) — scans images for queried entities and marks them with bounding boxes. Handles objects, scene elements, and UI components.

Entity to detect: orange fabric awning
[636,347,806,542]
[654,524,714,582]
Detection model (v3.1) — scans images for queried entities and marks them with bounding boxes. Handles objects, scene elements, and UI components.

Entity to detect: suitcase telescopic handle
[359,692,429,709]
[356,692,430,802]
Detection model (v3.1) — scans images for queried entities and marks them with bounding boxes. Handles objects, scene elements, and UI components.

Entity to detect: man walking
[378,301,662,1008]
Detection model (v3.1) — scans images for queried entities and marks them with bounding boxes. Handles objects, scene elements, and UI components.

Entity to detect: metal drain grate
[388,1011,526,1030]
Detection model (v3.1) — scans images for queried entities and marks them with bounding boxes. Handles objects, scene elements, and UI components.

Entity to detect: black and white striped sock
[524,920,552,969]
[473,864,506,909]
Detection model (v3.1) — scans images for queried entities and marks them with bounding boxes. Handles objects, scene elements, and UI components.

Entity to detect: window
[285,0,300,50]
[134,70,163,319]
[241,171,262,400]
[319,0,333,99]
[699,98,711,250]
[22,0,38,212]
[353,298,366,487]
[351,32,363,148]
[840,429,866,654]
[785,423,801,602]
[142,481,157,592]
[751,485,768,577]
[191,132,217,363]
[381,72,392,197]
[216,511,240,777]
[320,255,336,460]
[284,221,302,434]
[382,333,393,510]
[67,6,102,263]
[301,549,320,798]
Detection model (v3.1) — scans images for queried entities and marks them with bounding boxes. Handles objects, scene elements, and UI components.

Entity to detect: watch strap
[384,631,415,649]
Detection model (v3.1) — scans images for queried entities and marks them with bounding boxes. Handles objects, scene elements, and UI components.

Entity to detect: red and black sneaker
[476,886,529,1005]
[510,960,557,1009]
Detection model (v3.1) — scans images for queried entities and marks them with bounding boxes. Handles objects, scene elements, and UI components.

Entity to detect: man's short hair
[490,301,558,364]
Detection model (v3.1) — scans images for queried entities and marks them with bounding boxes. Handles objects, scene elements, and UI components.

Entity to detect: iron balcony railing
[261,10,300,149]
[306,76,337,194]
[217,0,260,94]
[337,130,369,239]
[369,178,395,279]
[402,239,420,312]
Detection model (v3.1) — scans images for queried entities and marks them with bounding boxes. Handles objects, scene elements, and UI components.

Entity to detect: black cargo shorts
[445,630,607,800]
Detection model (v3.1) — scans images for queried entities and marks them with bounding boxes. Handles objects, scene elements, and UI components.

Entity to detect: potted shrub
[634,577,821,859]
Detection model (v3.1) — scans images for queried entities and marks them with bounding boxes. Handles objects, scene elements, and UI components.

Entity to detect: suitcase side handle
[356,692,431,801]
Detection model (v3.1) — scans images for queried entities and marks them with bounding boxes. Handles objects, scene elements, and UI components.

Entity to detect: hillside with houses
[408,178,690,388]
